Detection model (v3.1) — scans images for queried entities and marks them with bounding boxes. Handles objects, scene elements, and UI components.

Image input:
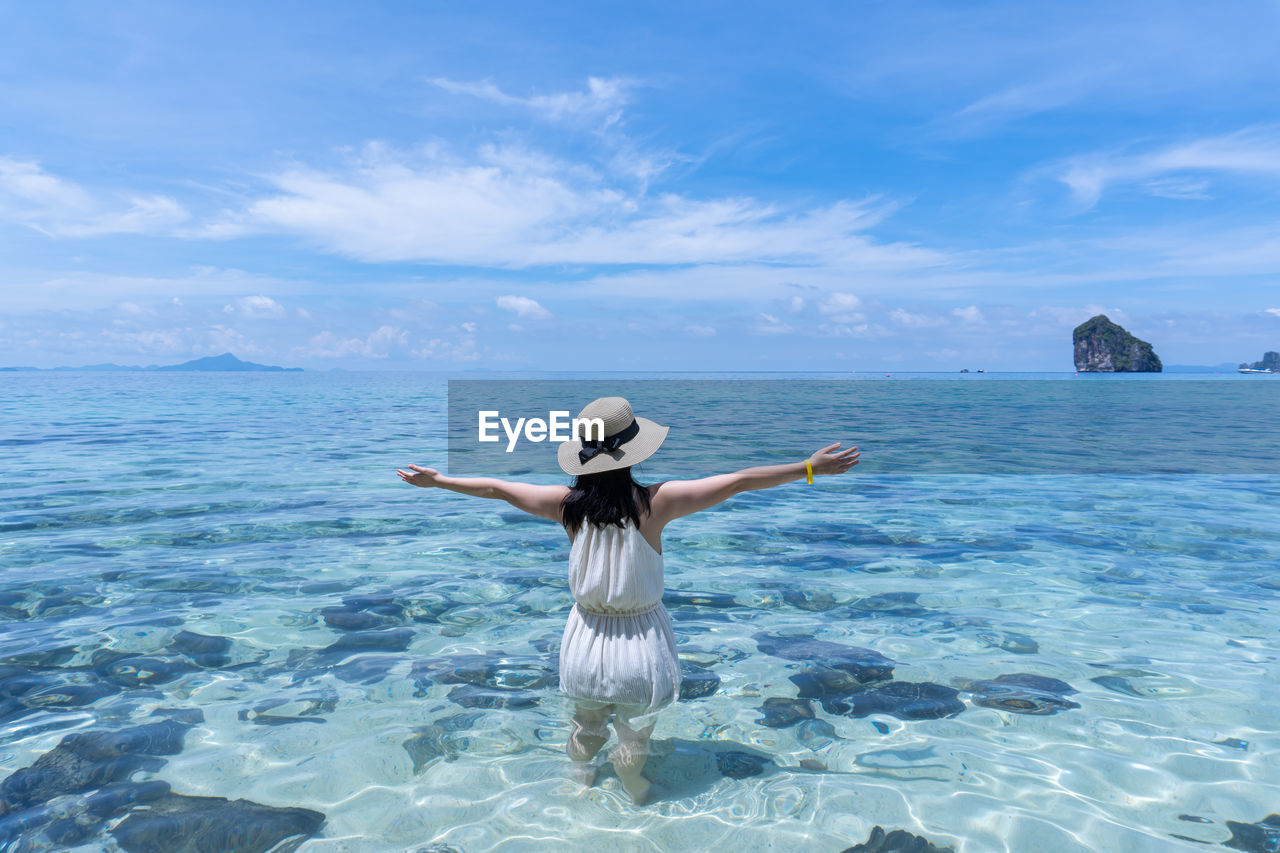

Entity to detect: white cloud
[819,291,861,315]
[496,294,551,319]
[432,76,634,124]
[0,267,293,312]
[1266,308,1280,318]
[0,157,189,237]
[223,295,286,318]
[953,305,984,323]
[1052,125,1280,209]
[304,325,407,358]
[816,291,866,326]
[753,313,793,335]
[194,141,943,271]
[1029,305,1125,328]
[684,324,717,337]
[1144,177,1212,200]
[889,308,947,328]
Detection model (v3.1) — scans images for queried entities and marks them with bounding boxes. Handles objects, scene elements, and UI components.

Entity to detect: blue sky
[2,0,1278,370]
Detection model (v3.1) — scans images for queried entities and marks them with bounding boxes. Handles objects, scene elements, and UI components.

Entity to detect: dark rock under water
[1,719,190,812]
[678,663,721,700]
[1224,813,1280,853]
[753,632,895,683]
[715,750,769,779]
[757,697,816,728]
[961,673,1080,715]
[840,825,956,852]
[110,792,325,853]
[447,683,540,710]
[403,712,484,773]
[821,681,966,721]
[411,652,556,700]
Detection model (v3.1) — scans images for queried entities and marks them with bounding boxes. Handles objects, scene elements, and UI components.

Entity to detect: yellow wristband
[804,460,814,484]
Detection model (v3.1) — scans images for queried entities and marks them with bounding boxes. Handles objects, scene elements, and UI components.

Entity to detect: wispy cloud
[190,141,942,270]
[1050,125,1280,208]
[431,76,635,125]
[0,157,189,237]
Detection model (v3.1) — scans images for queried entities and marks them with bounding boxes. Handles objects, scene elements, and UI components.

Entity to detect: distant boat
[1237,367,1278,374]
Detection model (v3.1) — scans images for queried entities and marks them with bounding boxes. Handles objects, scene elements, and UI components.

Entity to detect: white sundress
[558,519,681,728]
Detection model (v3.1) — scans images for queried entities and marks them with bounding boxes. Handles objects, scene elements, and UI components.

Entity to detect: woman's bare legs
[610,713,654,804]
[566,703,612,786]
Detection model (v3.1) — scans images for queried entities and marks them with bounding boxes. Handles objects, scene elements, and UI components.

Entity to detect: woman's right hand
[809,443,860,476]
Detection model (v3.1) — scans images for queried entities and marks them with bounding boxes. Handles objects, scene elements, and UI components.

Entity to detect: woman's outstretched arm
[396,464,569,522]
[648,443,858,526]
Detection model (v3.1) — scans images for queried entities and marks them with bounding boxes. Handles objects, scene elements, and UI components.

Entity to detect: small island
[1073,315,1162,372]
[1238,351,1280,374]
[0,353,302,372]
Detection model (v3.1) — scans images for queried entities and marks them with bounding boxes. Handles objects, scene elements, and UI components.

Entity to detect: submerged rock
[1073,314,1162,372]
[403,712,484,773]
[961,673,1080,715]
[975,631,1039,655]
[663,590,738,609]
[678,663,720,700]
[782,588,839,612]
[715,751,769,779]
[446,684,540,710]
[167,630,233,668]
[92,651,196,688]
[0,720,190,812]
[411,653,555,698]
[840,825,956,852]
[795,718,838,748]
[754,633,895,683]
[317,627,414,661]
[238,692,336,726]
[110,792,324,853]
[821,682,965,721]
[790,664,881,700]
[757,697,815,728]
[841,592,934,619]
[320,594,406,631]
[13,678,119,716]
[1224,813,1280,853]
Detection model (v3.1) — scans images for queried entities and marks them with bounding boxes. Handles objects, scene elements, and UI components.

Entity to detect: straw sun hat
[557,396,669,476]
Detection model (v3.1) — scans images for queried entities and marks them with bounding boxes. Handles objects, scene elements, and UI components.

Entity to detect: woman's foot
[619,772,651,805]
[568,760,599,788]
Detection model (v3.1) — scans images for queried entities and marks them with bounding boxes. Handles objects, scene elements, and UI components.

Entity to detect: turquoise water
[3,372,1280,852]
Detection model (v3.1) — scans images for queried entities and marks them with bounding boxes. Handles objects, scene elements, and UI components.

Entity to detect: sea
[2,371,1279,852]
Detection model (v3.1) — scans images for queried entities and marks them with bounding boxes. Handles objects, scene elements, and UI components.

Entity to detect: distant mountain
[1,352,301,372]
[155,353,301,372]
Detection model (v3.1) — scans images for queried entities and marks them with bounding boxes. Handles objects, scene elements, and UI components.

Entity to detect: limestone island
[1072,315,1162,372]
[1238,351,1280,374]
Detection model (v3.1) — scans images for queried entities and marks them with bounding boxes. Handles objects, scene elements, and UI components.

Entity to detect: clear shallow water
[2,372,1279,852]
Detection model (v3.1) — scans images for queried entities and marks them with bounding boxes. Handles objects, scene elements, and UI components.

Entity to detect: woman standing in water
[398,397,858,804]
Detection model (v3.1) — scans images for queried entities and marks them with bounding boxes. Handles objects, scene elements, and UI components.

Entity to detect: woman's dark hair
[560,467,651,534]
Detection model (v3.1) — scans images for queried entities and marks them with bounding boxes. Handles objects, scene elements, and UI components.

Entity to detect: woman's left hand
[397,464,443,487]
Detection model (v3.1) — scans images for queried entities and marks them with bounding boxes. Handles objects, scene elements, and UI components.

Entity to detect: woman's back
[568,520,664,614]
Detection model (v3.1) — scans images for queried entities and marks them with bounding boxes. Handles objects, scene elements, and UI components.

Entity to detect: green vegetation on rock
[1072,315,1162,372]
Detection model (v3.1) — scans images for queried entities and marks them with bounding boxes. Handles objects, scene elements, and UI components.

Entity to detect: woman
[397,396,858,804]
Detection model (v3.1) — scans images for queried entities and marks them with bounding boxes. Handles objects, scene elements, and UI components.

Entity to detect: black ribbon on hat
[578,418,640,464]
